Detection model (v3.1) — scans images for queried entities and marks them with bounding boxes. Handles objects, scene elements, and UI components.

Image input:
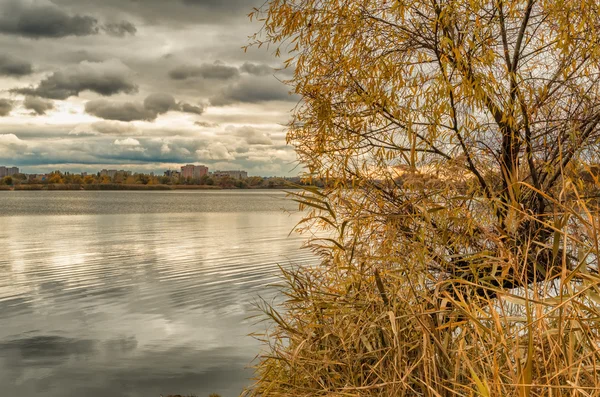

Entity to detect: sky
[0,0,300,176]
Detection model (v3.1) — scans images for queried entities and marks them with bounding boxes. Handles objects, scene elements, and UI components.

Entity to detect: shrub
[246,0,600,395]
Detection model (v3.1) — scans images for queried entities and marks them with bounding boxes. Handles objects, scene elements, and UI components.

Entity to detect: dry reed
[244,182,600,397]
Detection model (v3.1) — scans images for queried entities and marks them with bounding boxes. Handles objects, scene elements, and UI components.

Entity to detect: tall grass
[243,181,600,396]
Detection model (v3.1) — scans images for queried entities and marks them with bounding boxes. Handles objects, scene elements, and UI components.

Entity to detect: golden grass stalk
[244,183,600,397]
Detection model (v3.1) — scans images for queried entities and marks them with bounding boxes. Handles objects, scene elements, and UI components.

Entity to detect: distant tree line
[1,171,317,189]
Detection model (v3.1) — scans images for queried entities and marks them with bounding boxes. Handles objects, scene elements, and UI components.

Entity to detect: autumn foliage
[245,0,600,396]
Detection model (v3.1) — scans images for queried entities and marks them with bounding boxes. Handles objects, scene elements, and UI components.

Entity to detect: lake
[0,190,316,397]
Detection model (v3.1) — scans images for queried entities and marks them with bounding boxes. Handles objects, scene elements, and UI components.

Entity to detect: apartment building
[181,164,208,179]
[213,170,248,180]
[0,166,19,178]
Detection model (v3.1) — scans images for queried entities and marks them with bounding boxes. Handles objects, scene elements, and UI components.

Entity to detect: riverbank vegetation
[0,172,307,190]
[246,1,600,396]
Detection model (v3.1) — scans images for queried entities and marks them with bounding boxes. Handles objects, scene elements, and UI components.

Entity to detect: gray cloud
[0,0,297,177]
[168,66,200,80]
[195,121,219,128]
[169,62,275,83]
[61,50,106,64]
[85,100,155,122]
[232,126,273,145]
[197,62,240,80]
[90,121,139,136]
[211,76,295,106]
[53,0,262,25]
[0,99,13,116]
[102,21,137,37]
[0,134,27,157]
[0,55,33,77]
[0,125,298,176]
[181,103,205,115]
[12,59,137,100]
[169,62,239,81]
[240,62,273,76]
[69,121,140,136]
[86,93,204,121]
[0,0,99,38]
[144,93,179,114]
[24,96,54,115]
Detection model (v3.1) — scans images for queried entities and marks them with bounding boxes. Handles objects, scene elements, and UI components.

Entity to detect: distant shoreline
[0,184,296,191]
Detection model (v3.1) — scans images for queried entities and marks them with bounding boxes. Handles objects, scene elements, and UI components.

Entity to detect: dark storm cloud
[102,21,137,37]
[0,0,99,38]
[12,60,137,100]
[0,55,33,76]
[169,62,240,81]
[210,76,295,106]
[24,96,54,115]
[0,98,13,116]
[86,93,204,121]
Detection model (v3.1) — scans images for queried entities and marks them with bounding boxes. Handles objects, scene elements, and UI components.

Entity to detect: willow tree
[246,1,600,396]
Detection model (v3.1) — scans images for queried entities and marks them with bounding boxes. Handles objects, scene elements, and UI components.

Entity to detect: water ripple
[0,191,317,397]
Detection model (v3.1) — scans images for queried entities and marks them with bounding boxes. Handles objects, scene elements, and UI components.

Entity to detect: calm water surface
[0,191,316,397]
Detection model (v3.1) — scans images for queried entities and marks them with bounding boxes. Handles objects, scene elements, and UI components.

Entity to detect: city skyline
[0,163,274,179]
[0,0,300,177]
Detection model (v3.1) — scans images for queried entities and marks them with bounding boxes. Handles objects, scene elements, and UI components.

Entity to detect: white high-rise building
[0,166,19,178]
